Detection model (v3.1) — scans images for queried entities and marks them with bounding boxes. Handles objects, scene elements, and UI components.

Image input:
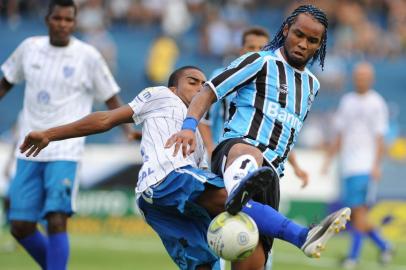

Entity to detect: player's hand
[294,166,309,188]
[371,166,381,181]
[165,130,196,158]
[19,131,50,157]
[127,130,142,141]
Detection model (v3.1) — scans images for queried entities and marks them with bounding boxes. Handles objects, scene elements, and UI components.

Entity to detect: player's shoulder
[137,86,176,101]
[304,67,320,89]
[19,36,48,49]
[72,37,102,58]
[368,90,387,106]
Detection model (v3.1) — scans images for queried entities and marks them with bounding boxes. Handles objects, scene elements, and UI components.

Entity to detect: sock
[348,229,363,260]
[242,200,309,248]
[367,229,389,251]
[223,155,258,194]
[47,232,69,270]
[17,230,48,269]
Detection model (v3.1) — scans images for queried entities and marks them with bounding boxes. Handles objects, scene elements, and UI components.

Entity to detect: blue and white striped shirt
[206,48,320,176]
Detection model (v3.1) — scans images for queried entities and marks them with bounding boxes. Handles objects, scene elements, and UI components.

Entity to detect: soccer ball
[207,212,259,261]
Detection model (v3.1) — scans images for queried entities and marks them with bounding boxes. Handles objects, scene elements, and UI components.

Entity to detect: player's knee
[46,212,68,234]
[197,187,227,216]
[227,144,263,168]
[10,221,37,239]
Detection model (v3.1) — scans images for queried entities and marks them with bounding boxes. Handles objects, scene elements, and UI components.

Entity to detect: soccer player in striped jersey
[322,62,393,268]
[166,4,351,268]
[0,1,136,269]
[200,26,309,188]
[20,66,350,269]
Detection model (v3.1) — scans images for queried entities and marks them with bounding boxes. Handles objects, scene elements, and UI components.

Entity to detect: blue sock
[47,232,69,270]
[368,230,388,251]
[17,230,48,269]
[242,200,309,248]
[348,229,363,260]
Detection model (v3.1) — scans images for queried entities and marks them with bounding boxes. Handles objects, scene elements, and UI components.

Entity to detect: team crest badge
[63,66,75,78]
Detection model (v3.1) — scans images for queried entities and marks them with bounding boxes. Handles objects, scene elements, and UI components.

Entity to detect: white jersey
[128,86,208,193]
[334,90,388,176]
[1,36,120,161]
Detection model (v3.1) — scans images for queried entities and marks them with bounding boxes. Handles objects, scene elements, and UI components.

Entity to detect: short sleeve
[89,49,120,102]
[206,52,264,100]
[128,87,160,125]
[1,39,29,84]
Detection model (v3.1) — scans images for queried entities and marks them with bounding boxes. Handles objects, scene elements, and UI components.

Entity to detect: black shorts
[211,138,280,260]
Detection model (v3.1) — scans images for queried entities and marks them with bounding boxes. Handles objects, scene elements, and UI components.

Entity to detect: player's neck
[280,47,305,71]
[49,37,71,47]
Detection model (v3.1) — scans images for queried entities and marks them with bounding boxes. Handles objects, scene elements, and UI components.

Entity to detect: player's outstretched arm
[20,105,135,157]
[0,77,14,100]
[165,85,216,158]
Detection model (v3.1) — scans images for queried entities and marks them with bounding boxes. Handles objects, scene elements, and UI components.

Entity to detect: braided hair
[263,5,328,70]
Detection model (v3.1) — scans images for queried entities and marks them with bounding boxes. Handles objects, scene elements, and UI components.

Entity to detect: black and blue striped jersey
[206,48,320,176]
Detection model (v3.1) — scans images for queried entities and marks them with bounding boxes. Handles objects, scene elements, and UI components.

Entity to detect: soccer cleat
[225,167,275,215]
[379,246,394,265]
[301,207,351,258]
[341,258,357,270]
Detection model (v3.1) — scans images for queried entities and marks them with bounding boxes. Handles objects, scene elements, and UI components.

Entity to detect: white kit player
[323,61,393,267]
[0,1,133,269]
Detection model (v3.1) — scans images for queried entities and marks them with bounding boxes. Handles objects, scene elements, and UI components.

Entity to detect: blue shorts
[137,166,224,270]
[342,174,374,208]
[9,159,78,222]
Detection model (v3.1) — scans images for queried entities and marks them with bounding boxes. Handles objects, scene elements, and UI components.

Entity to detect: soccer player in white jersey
[0,1,135,269]
[322,62,393,268]
[166,5,351,269]
[19,65,350,270]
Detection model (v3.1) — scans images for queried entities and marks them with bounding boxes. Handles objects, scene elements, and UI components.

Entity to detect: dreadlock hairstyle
[263,5,328,70]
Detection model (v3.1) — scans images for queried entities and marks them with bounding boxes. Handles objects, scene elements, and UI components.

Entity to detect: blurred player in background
[166,5,352,269]
[322,62,393,268]
[20,66,350,270]
[0,0,136,269]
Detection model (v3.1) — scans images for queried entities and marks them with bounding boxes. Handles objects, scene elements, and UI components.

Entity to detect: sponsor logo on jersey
[267,101,303,130]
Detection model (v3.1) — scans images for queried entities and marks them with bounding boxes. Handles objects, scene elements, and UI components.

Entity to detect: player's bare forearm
[187,85,217,121]
[105,94,137,139]
[0,77,13,100]
[198,123,215,156]
[322,135,341,173]
[20,106,134,157]
[374,135,385,166]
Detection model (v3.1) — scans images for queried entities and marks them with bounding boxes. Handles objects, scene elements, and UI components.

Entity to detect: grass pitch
[0,230,405,270]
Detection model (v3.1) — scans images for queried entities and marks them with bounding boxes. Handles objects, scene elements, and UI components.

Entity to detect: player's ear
[283,24,289,38]
[168,86,176,93]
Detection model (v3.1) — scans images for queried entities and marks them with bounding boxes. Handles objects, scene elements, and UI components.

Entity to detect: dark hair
[241,26,270,46]
[167,66,203,87]
[47,0,77,17]
[263,4,328,70]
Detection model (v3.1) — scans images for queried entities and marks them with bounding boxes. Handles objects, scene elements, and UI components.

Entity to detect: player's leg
[231,242,266,270]
[43,161,78,270]
[9,159,48,269]
[212,139,274,215]
[137,166,224,270]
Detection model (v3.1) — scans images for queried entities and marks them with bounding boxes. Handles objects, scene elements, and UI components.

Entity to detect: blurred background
[0,0,405,269]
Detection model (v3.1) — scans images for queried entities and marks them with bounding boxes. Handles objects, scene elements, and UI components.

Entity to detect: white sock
[223,155,258,195]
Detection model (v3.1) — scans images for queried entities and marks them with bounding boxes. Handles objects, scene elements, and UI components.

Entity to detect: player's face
[353,63,374,94]
[282,13,325,70]
[240,34,269,55]
[176,69,206,106]
[46,5,76,46]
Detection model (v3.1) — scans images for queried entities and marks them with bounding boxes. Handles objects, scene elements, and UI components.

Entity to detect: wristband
[181,117,198,132]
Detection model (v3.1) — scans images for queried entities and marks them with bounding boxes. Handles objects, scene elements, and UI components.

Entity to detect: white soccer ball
[207,211,259,261]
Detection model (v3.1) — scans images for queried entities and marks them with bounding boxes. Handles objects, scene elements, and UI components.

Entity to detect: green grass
[1,230,405,270]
